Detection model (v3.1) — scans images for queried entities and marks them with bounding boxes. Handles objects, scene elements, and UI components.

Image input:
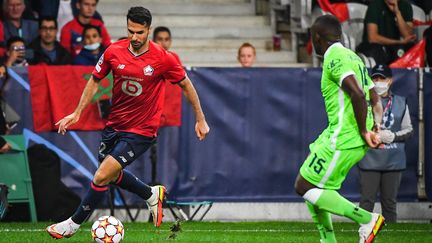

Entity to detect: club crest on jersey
[143,65,154,76]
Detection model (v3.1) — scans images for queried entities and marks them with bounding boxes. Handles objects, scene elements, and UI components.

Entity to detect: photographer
[4,36,32,67]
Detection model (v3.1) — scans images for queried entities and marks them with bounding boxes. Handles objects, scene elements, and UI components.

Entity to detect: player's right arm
[56,76,102,135]
[56,47,111,135]
[341,75,380,147]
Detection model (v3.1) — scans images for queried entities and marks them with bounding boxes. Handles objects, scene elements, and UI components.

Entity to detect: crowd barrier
[3,67,429,204]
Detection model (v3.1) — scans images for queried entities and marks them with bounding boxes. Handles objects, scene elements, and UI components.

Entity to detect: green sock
[304,188,372,224]
[306,201,337,243]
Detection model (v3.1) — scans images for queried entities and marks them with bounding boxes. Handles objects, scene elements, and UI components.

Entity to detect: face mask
[374,82,389,95]
[84,42,100,51]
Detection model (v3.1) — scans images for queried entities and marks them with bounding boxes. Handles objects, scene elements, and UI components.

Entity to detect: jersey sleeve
[92,47,112,80]
[163,51,186,84]
[367,75,375,90]
[328,58,355,87]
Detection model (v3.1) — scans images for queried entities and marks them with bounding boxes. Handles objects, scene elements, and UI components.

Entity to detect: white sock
[67,217,80,229]
[146,186,158,204]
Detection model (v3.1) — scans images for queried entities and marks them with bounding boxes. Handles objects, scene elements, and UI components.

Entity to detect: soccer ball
[91,216,125,243]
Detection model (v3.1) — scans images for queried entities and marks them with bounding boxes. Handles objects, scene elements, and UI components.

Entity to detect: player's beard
[131,38,147,52]
[131,41,143,50]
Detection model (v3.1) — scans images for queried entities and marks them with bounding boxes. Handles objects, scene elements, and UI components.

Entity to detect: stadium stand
[411,3,427,41]
[98,0,300,67]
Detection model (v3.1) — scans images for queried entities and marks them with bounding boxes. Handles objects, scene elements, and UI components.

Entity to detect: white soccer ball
[91,216,125,243]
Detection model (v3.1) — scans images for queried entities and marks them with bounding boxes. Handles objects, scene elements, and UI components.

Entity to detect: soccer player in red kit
[46,6,209,239]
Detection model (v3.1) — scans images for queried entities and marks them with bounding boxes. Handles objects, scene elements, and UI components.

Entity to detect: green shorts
[300,142,368,190]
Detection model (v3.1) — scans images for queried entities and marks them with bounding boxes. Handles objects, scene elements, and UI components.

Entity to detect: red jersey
[60,18,112,56]
[92,40,186,137]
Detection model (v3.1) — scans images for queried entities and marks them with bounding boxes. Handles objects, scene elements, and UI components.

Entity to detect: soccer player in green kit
[294,15,385,243]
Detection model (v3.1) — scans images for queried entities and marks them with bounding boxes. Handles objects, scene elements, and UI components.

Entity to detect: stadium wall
[3,67,427,205]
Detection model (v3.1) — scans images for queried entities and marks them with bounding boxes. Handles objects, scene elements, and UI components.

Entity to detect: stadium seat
[0,135,37,222]
[342,3,368,51]
[166,201,213,221]
[412,4,428,40]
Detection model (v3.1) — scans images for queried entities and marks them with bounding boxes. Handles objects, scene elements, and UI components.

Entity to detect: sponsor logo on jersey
[143,65,154,76]
[117,64,125,69]
[96,54,104,72]
[119,156,127,163]
[127,151,134,157]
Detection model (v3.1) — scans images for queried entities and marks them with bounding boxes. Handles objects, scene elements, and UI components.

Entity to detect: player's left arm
[178,77,210,141]
[369,87,382,132]
[341,75,380,148]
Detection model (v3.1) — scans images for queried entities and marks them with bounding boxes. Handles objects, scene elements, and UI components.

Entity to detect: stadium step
[98,2,254,16]
[175,50,296,64]
[104,15,268,28]
[99,0,299,66]
[171,39,270,51]
[109,26,273,40]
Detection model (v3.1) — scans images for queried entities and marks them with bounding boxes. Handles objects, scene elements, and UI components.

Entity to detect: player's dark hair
[127,7,152,26]
[6,36,25,50]
[312,15,342,41]
[38,16,58,29]
[153,26,171,41]
[82,24,102,37]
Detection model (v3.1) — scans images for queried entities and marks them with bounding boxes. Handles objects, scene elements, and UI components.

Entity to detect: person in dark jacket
[28,16,72,65]
[358,64,413,223]
[3,0,38,45]
[73,24,103,65]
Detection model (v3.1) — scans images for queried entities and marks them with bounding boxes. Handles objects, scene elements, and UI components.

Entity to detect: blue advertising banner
[2,67,422,204]
[423,70,432,201]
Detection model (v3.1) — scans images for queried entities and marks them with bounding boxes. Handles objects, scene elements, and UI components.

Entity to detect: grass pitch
[0,221,431,242]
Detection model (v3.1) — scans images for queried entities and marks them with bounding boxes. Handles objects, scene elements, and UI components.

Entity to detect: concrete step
[109,26,273,40]
[102,0,249,3]
[171,39,271,51]
[174,50,296,65]
[104,15,267,28]
[182,62,310,67]
[98,2,254,16]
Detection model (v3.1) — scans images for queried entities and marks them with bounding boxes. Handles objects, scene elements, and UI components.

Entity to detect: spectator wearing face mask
[358,64,413,223]
[73,25,103,65]
[60,0,110,57]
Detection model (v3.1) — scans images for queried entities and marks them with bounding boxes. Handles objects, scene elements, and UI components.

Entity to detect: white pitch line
[0,229,431,233]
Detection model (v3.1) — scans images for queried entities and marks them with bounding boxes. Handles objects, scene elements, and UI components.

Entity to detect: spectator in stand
[73,25,103,65]
[237,42,256,67]
[356,0,416,64]
[28,16,72,65]
[4,36,29,67]
[152,26,182,63]
[60,0,111,56]
[30,0,104,40]
[153,26,172,51]
[2,0,38,45]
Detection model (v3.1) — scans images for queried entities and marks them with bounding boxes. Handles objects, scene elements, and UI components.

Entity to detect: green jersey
[313,43,374,150]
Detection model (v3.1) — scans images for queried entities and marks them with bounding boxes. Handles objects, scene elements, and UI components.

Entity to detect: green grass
[0,221,431,242]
